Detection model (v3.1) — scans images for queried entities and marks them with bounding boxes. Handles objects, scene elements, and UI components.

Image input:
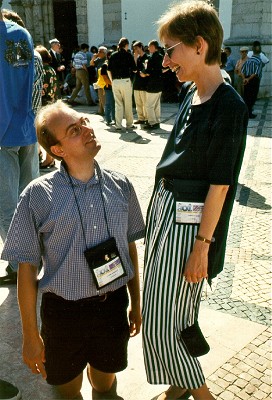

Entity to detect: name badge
[92,256,125,289]
[175,201,204,224]
[84,237,127,290]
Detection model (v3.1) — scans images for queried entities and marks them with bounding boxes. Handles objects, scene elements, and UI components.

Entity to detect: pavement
[0,97,271,400]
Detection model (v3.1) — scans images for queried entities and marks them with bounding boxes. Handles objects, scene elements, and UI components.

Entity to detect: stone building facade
[8,0,89,63]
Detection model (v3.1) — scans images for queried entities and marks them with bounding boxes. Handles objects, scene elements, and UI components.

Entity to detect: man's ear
[50,144,65,158]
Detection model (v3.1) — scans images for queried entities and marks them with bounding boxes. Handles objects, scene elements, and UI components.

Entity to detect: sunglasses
[162,41,183,58]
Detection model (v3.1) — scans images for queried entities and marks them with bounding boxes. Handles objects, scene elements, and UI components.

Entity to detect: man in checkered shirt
[2,100,145,400]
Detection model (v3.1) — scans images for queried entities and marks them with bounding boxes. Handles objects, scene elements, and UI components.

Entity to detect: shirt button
[94,226,97,229]
[91,204,93,208]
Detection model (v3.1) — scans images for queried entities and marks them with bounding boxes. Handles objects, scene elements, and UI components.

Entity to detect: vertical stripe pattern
[142,179,206,389]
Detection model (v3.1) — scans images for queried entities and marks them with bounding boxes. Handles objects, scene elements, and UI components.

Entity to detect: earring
[197,50,200,55]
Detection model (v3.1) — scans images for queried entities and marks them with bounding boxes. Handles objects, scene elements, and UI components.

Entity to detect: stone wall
[224,0,271,97]
[102,0,121,45]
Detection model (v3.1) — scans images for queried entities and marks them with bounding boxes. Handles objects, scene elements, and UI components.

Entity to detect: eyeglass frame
[162,41,183,59]
[57,116,91,142]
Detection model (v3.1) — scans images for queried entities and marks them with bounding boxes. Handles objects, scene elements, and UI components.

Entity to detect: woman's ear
[195,36,206,55]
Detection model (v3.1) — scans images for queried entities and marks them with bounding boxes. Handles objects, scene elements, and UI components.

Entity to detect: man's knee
[55,372,83,399]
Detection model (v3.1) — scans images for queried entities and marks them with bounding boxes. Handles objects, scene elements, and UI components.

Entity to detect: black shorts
[40,286,129,385]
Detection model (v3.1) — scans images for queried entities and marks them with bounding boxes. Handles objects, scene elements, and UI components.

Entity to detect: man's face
[225,48,230,57]
[133,46,141,55]
[52,42,61,53]
[148,44,156,54]
[49,108,101,162]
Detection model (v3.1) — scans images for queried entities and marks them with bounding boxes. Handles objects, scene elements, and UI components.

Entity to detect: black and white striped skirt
[142,179,206,389]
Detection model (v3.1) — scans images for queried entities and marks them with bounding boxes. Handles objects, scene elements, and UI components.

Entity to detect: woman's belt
[162,177,174,191]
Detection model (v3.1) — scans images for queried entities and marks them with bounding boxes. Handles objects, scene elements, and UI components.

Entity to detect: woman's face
[162,37,200,82]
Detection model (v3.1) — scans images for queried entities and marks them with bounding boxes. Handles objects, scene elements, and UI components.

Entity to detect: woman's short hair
[35,45,52,64]
[35,100,70,161]
[157,0,223,65]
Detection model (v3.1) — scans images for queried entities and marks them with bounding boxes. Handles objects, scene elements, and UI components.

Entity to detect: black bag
[179,283,210,358]
[179,321,210,357]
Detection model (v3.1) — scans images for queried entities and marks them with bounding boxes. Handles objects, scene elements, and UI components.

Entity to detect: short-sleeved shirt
[155,82,248,281]
[0,21,36,146]
[2,162,145,300]
[73,50,88,70]
[241,55,263,78]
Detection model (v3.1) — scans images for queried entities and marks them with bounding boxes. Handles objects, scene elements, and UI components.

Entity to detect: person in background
[0,4,39,285]
[68,43,95,107]
[107,37,137,132]
[35,44,58,169]
[220,50,232,84]
[141,40,164,131]
[90,46,108,114]
[2,100,145,400]
[142,2,248,399]
[241,42,264,118]
[1,8,43,115]
[132,41,149,125]
[247,40,269,67]
[63,66,76,95]
[100,50,115,126]
[234,46,249,96]
[49,38,65,98]
[224,46,236,85]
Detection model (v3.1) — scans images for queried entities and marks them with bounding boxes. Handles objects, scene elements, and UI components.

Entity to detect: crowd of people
[221,42,269,118]
[0,0,269,399]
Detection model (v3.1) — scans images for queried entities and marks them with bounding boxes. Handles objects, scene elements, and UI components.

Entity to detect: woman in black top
[142,2,248,400]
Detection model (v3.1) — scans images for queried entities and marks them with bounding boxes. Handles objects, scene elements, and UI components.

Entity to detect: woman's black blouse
[155,82,248,282]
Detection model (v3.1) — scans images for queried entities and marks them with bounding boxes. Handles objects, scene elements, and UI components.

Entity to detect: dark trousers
[243,76,260,115]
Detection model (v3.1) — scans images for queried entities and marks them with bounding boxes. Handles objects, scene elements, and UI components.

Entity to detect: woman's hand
[183,241,209,283]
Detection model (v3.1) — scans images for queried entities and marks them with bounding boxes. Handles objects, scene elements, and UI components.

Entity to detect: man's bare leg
[87,364,116,393]
[55,372,83,399]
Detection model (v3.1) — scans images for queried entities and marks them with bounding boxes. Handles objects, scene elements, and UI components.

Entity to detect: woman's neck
[193,65,224,105]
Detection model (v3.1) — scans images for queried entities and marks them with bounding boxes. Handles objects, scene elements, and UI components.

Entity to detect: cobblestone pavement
[0,98,271,399]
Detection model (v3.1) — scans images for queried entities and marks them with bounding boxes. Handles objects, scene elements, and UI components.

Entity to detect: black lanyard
[66,162,111,249]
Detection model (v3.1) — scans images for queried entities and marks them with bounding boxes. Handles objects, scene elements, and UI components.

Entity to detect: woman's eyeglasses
[162,41,183,59]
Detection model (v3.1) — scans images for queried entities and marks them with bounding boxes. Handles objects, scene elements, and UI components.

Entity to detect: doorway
[53,0,78,66]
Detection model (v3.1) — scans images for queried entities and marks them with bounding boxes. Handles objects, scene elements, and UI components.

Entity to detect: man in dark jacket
[132,41,149,124]
[141,40,163,130]
[107,37,137,131]
[49,38,65,98]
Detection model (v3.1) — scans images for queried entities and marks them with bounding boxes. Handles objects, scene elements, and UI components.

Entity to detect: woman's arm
[127,241,141,337]
[18,263,47,379]
[183,184,229,283]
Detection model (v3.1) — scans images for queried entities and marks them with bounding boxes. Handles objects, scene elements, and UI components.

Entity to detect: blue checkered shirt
[73,50,88,70]
[2,162,145,300]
